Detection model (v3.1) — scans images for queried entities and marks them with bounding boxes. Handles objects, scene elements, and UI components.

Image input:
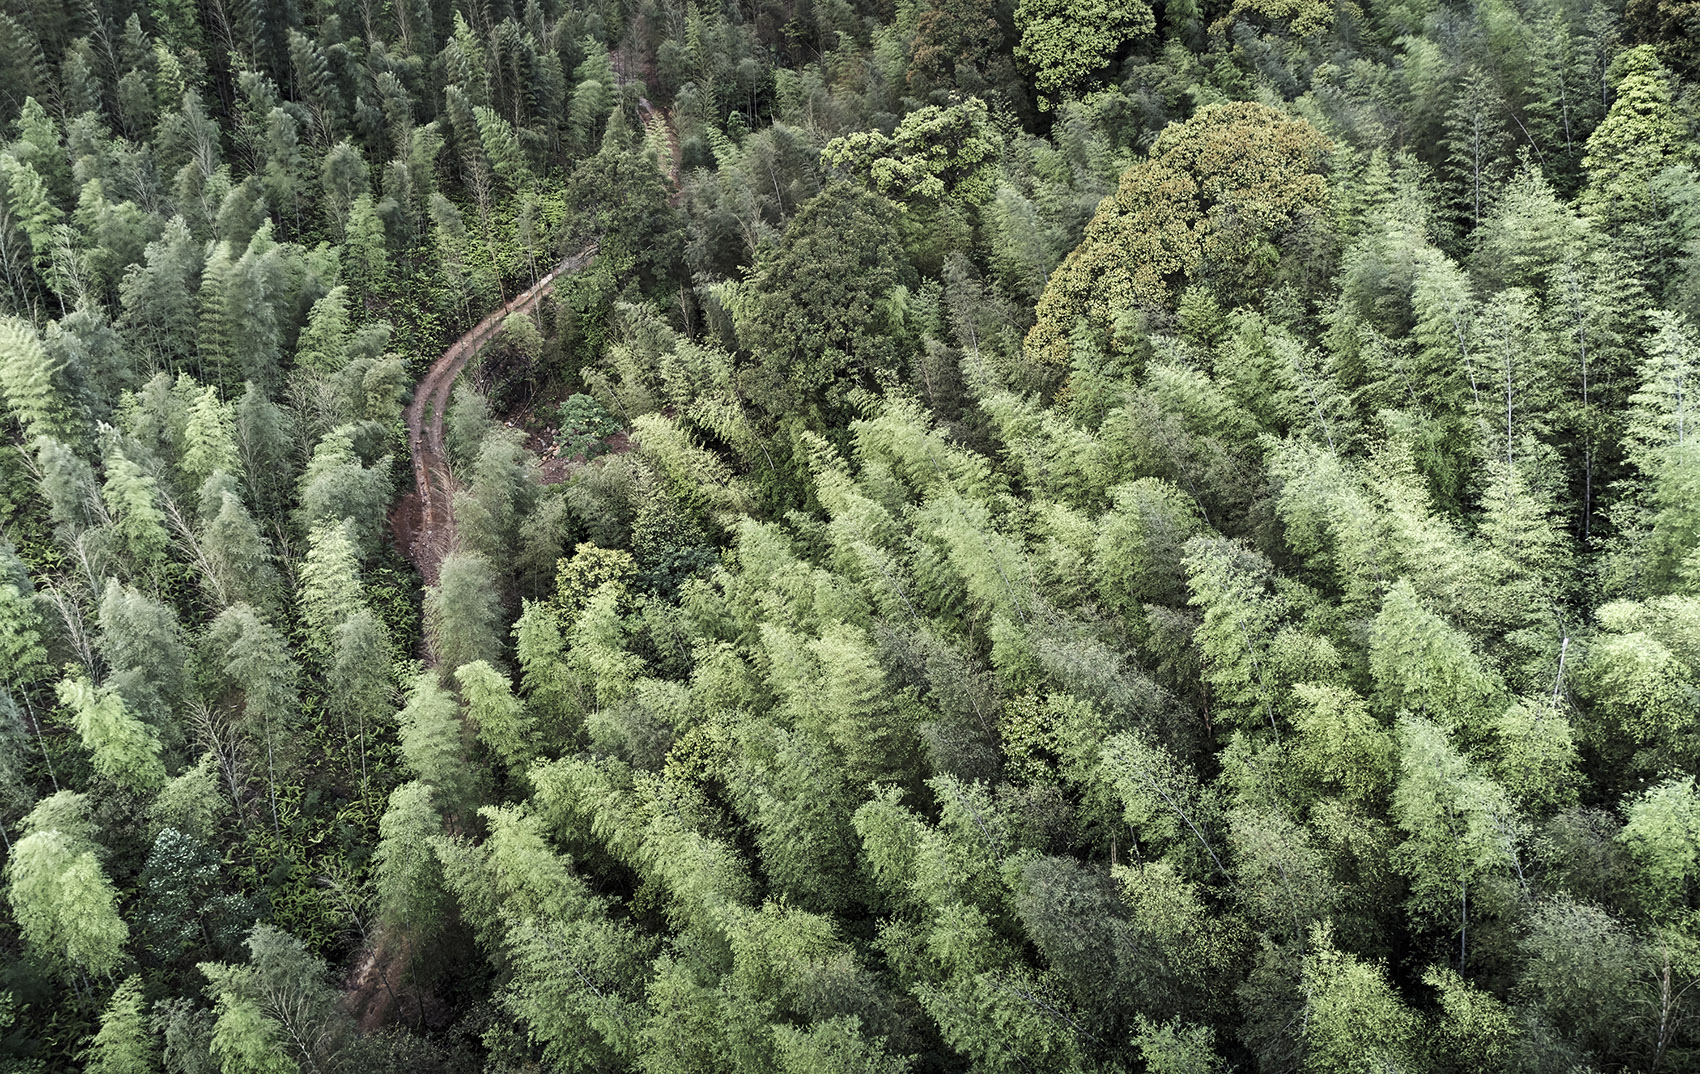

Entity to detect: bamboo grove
[2,0,1700,1070]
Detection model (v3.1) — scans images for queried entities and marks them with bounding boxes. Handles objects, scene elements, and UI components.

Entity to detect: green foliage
[1027,102,1331,370]
[297,520,365,648]
[1013,0,1155,104]
[294,425,393,554]
[53,675,166,790]
[6,793,129,980]
[84,977,158,1074]
[146,755,227,841]
[101,444,170,573]
[6,2,1700,1070]
[737,184,910,425]
[554,393,621,460]
[1298,924,1423,1074]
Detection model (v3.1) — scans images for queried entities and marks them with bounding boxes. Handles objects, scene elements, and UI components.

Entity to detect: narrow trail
[395,243,598,586]
[393,91,681,590]
[357,77,683,1035]
[613,45,684,197]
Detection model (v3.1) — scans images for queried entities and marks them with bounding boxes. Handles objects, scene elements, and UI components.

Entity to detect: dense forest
[1,0,1700,1068]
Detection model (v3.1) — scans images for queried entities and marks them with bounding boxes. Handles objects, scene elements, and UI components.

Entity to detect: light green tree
[328,610,395,793]
[200,926,353,1074]
[5,792,129,980]
[293,286,350,375]
[297,519,366,649]
[1579,46,1688,261]
[199,490,279,611]
[1617,777,1700,916]
[1298,923,1422,1074]
[54,675,165,791]
[1368,581,1505,741]
[1013,0,1154,104]
[455,659,533,775]
[1618,312,1700,594]
[397,672,477,813]
[84,976,159,1074]
[181,385,238,492]
[425,551,504,673]
[294,424,393,553]
[1133,1016,1228,1074]
[101,446,170,574]
[0,314,67,440]
[207,605,302,831]
[373,781,449,949]
[1391,716,1523,966]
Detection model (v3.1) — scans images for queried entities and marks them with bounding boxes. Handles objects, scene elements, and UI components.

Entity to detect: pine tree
[196,241,238,387]
[1182,537,1295,740]
[201,926,355,1074]
[1547,244,1644,539]
[224,228,286,390]
[1100,731,1228,878]
[514,598,578,731]
[97,578,191,721]
[474,106,532,192]
[260,107,309,230]
[1616,777,1700,916]
[1368,581,1506,740]
[34,434,104,532]
[319,141,368,238]
[235,382,293,524]
[1470,287,1561,472]
[1441,70,1516,239]
[1408,251,1482,442]
[0,572,48,700]
[117,217,201,370]
[342,194,390,301]
[1,154,64,308]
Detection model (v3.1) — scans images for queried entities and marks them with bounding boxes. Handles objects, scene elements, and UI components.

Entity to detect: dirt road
[396,244,598,585]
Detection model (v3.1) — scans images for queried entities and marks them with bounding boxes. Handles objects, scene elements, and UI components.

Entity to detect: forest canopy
[1,0,1700,1071]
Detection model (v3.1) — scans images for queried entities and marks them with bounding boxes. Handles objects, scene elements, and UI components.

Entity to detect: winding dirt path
[396,244,598,585]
